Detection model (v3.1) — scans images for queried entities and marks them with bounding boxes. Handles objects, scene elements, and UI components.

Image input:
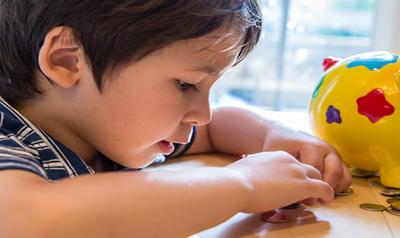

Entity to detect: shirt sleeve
[166,126,197,159]
[0,136,47,178]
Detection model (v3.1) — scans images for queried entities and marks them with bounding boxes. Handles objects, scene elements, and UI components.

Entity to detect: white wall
[372,0,400,52]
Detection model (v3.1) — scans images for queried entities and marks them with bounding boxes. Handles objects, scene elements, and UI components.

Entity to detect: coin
[359,203,386,212]
[261,210,289,223]
[386,197,400,204]
[349,167,377,178]
[369,177,383,187]
[386,206,400,216]
[335,187,354,196]
[391,201,400,211]
[380,188,400,197]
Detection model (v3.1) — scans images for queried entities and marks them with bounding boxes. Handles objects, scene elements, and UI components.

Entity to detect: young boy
[0,0,351,237]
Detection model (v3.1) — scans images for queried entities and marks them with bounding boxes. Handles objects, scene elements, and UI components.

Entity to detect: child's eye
[176,80,200,93]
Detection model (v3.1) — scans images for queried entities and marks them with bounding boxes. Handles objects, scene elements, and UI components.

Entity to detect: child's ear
[38,26,84,88]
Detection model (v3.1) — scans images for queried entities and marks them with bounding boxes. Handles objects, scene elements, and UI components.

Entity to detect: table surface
[146,110,400,238]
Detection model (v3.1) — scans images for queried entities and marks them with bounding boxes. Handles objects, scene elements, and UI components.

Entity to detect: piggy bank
[309,51,400,188]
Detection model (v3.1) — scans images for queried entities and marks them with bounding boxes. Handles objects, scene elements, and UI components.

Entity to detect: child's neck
[16,99,97,165]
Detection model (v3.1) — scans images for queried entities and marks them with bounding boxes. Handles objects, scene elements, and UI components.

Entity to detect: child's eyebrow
[190,65,219,75]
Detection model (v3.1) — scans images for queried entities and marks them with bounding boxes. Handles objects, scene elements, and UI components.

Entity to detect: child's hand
[227,151,334,213]
[262,123,352,193]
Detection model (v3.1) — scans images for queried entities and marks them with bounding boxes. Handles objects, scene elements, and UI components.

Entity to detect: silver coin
[335,187,354,196]
[359,203,386,212]
[386,206,400,217]
[350,167,377,178]
[386,197,400,204]
[391,201,400,211]
[380,188,400,197]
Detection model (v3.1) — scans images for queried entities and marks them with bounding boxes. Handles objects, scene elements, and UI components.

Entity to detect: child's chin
[122,153,163,169]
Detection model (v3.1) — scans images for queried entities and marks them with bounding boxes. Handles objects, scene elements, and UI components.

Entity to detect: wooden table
[147,111,400,238]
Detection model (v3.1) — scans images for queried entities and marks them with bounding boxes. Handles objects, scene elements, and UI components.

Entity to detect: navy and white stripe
[0,97,93,181]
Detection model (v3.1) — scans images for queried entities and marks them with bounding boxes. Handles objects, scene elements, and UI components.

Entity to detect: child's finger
[308,179,335,203]
[301,198,317,206]
[302,163,323,181]
[333,163,352,193]
[298,145,325,175]
[322,152,343,190]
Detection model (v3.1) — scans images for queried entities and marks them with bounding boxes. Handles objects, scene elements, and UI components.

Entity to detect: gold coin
[335,187,354,196]
[380,188,400,197]
[386,197,400,204]
[359,203,386,212]
[386,206,400,217]
[391,201,400,211]
[369,177,383,187]
[350,167,377,178]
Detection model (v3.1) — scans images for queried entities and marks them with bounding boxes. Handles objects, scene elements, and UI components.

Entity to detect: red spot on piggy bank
[357,88,395,123]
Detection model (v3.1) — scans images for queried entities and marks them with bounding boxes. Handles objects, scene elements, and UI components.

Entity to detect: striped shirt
[0,97,195,181]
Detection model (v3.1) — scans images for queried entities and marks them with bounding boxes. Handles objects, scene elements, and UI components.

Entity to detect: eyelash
[176,80,200,93]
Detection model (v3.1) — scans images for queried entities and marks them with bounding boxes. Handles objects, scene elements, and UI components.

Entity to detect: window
[211,0,386,111]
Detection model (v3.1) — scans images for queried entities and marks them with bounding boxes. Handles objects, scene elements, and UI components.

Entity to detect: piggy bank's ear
[322,56,342,71]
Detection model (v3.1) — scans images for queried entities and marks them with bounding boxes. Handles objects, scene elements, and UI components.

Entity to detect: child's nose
[183,100,212,126]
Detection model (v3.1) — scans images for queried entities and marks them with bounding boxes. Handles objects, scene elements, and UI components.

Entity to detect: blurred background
[211,0,400,111]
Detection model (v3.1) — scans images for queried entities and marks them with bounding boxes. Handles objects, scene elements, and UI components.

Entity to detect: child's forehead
[183,26,243,54]
[162,28,244,68]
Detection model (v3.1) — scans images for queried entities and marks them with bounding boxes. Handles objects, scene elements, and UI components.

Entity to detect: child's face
[75,29,243,168]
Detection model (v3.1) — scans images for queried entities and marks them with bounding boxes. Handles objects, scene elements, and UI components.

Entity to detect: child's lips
[158,140,175,155]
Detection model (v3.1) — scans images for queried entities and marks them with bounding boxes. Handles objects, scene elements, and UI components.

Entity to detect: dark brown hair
[0,0,262,106]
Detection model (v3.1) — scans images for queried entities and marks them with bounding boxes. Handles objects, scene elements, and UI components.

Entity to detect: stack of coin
[261,203,306,223]
[261,210,289,223]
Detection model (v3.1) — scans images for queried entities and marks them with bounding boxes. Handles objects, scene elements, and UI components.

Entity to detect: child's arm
[187,106,352,193]
[0,152,333,238]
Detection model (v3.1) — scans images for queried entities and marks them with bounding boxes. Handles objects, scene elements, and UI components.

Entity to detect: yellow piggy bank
[310,51,400,188]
